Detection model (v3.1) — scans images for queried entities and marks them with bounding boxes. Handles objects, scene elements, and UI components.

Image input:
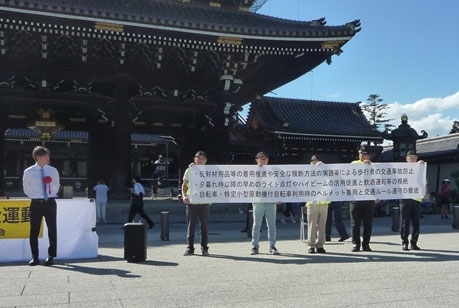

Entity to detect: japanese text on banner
[0,200,43,239]
[188,162,427,203]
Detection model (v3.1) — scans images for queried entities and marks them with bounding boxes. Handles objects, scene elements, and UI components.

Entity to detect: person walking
[349,145,379,252]
[23,146,60,266]
[280,203,297,224]
[250,151,281,255]
[150,178,160,200]
[126,177,154,229]
[400,150,425,251]
[93,179,109,223]
[181,151,211,256]
[440,178,450,219]
[306,155,330,253]
[325,201,350,242]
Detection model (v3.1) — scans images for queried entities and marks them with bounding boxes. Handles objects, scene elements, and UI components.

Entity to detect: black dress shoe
[402,243,409,251]
[411,243,421,250]
[147,222,155,229]
[29,258,39,266]
[316,247,326,254]
[308,248,316,254]
[338,235,350,242]
[362,246,372,252]
[351,246,360,252]
[325,237,331,242]
[44,256,54,266]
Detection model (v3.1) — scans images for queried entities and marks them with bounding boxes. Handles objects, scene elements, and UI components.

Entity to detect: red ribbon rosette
[43,176,52,194]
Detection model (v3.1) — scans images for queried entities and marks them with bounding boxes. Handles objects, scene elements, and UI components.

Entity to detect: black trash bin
[452,206,459,229]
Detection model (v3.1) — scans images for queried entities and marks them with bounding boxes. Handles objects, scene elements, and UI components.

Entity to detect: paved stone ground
[1,213,458,308]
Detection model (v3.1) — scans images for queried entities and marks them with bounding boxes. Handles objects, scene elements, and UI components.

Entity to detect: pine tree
[361,94,393,132]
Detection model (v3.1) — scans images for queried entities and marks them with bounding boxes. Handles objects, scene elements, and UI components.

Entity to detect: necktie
[41,168,48,200]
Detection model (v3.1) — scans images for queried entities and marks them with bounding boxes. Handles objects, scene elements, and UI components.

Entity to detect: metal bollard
[391,206,400,232]
[453,206,459,229]
[247,209,253,238]
[160,211,169,241]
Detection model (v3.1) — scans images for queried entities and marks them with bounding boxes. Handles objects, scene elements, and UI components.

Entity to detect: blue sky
[246,0,459,139]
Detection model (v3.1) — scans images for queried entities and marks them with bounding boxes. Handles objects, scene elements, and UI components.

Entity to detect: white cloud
[384,91,459,137]
[327,93,340,99]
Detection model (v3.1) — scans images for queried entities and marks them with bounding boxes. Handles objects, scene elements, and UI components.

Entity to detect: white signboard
[188,162,426,203]
[0,199,98,262]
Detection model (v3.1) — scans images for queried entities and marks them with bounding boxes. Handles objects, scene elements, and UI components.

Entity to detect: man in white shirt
[23,146,60,266]
[93,180,109,223]
[126,177,154,229]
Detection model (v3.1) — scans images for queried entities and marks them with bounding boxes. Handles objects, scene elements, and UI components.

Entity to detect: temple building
[0,0,370,197]
[230,97,382,164]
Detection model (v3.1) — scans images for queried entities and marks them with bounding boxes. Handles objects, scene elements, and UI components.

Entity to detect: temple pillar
[87,107,105,198]
[209,110,230,164]
[108,76,132,199]
[87,77,132,199]
[0,104,6,196]
[180,110,230,165]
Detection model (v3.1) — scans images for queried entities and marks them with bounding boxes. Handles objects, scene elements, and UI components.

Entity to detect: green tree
[361,94,393,132]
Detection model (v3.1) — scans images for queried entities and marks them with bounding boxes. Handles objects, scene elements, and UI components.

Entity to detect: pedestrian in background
[93,179,109,223]
[126,177,154,229]
[440,178,450,219]
[150,177,160,200]
[325,201,350,242]
[281,203,297,224]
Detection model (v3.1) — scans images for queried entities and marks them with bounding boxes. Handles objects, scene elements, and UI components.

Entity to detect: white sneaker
[291,219,297,224]
[281,218,286,224]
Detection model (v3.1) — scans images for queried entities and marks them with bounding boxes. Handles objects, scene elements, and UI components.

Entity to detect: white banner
[188,162,427,203]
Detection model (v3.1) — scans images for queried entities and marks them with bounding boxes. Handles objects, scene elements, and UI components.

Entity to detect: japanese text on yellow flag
[188,162,427,203]
[0,199,43,239]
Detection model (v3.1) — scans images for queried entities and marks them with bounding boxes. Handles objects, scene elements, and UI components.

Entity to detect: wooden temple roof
[4,128,175,145]
[0,0,361,114]
[247,96,383,143]
[0,0,357,39]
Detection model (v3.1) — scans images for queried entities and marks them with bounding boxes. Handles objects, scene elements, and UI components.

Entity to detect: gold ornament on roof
[217,37,243,46]
[321,41,345,51]
[27,108,65,140]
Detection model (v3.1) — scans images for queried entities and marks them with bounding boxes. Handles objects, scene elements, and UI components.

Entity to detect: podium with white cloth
[0,199,98,263]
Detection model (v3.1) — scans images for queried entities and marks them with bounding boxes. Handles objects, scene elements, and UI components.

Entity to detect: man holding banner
[250,151,281,255]
[185,148,426,255]
[400,150,425,251]
[23,146,60,266]
[182,151,210,256]
[349,145,378,252]
[306,155,330,254]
